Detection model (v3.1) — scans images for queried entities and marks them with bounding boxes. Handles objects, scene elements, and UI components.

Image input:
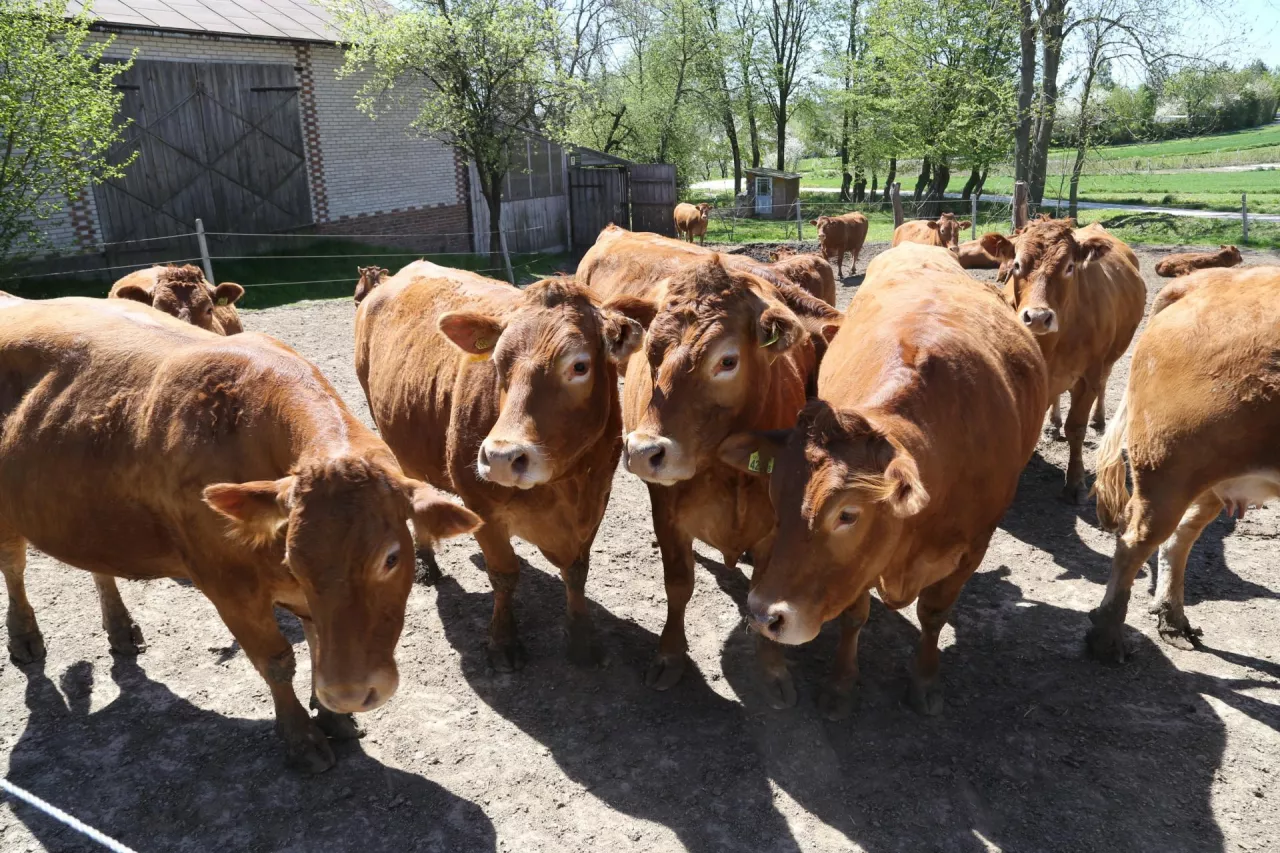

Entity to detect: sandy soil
[3,243,1280,853]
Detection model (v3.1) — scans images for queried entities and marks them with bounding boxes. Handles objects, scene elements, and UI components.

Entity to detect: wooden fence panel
[568,166,628,249]
[629,163,677,236]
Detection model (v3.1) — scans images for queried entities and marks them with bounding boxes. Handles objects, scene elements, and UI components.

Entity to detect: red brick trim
[312,203,471,253]
[295,44,329,223]
[68,188,99,249]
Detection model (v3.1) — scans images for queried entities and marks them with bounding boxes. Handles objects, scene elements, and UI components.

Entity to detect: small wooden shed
[745,168,802,219]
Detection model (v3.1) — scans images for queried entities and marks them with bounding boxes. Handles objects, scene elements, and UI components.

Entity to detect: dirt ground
[3,242,1280,853]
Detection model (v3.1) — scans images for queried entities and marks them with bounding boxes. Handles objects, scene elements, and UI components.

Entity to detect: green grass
[1069,123,1280,162]
[3,240,573,307]
[985,167,1280,214]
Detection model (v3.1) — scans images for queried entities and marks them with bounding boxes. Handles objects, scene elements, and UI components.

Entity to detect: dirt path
[3,244,1280,853]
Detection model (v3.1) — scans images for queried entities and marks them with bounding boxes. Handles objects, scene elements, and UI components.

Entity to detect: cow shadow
[1000,451,1111,582]
[719,566,1235,853]
[434,566,802,853]
[7,657,496,853]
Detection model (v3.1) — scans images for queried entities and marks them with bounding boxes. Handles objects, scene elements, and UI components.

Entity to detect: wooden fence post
[971,195,978,240]
[1242,193,1250,244]
[1012,182,1029,230]
[796,199,803,241]
[891,183,904,228]
[195,218,214,286]
[499,226,515,285]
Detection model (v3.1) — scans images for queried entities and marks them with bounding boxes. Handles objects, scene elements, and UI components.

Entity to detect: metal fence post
[971,195,978,240]
[195,218,214,285]
[1242,193,1250,244]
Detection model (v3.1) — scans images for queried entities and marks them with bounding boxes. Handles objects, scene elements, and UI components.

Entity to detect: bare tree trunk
[839,107,853,202]
[913,158,932,201]
[925,161,950,217]
[1015,0,1036,184]
[776,98,788,172]
[885,157,897,194]
[961,166,981,199]
[479,171,504,264]
[1029,0,1066,205]
[747,106,761,168]
[724,107,743,196]
[1069,56,1099,220]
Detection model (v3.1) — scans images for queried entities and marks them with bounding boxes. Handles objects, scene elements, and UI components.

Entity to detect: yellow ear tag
[216,297,229,306]
[474,338,491,351]
[747,451,773,474]
[762,328,780,347]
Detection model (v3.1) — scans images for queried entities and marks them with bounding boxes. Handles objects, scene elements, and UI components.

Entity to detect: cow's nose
[626,433,669,473]
[478,438,546,488]
[315,667,398,714]
[1020,307,1056,335]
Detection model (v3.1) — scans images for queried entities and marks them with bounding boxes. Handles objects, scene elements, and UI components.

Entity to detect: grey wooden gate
[629,163,677,236]
[95,60,312,245]
[568,165,628,249]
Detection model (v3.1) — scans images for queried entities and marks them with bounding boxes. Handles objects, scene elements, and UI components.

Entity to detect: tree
[0,0,135,261]
[331,0,574,262]
[758,0,817,172]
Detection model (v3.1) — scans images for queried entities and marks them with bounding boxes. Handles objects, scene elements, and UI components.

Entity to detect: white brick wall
[308,45,460,220]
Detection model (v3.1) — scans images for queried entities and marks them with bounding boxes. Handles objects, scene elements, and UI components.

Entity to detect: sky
[1199,0,1280,69]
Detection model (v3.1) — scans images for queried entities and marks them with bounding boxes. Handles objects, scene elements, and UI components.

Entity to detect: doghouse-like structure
[744,168,802,219]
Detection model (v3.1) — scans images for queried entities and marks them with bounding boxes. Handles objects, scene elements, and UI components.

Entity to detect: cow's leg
[818,590,871,721]
[299,615,363,741]
[559,550,602,667]
[748,535,796,708]
[1151,490,1221,649]
[1087,489,1186,663]
[908,544,985,716]
[92,574,145,655]
[410,518,444,585]
[212,595,333,772]
[475,521,526,672]
[1091,365,1113,432]
[1062,376,1100,504]
[1,532,44,665]
[836,250,845,277]
[1048,395,1063,440]
[646,485,694,691]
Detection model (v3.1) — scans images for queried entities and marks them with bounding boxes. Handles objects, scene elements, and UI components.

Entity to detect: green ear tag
[762,328,780,347]
[747,451,773,473]
[216,297,229,307]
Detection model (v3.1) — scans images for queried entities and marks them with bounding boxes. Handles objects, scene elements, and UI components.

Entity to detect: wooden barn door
[628,164,677,236]
[95,60,312,245]
[568,165,628,249]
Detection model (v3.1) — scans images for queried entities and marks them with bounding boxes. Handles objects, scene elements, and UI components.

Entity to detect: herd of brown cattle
[0,213,1274,774]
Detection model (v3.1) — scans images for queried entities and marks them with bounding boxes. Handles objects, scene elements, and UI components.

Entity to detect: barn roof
[744,167,803,180]
[66,0,340,43]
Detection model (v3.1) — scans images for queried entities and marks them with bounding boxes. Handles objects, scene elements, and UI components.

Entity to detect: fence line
[3,257,205,281]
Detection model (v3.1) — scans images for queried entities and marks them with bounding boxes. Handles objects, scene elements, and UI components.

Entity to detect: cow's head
[1221,245,1242,265]
[354,265,389,304]
[934,213,971,252]
[719,400,928,644]
[980,219,1110,336]
[437,278,642,489]
[606,256,808,485]
[697,202,712,220]
[115,265,243,334]
[204,456,480,714]
[810,215,839,246]
[769,245,798,262]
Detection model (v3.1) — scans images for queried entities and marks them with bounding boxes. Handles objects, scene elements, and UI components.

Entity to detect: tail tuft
[1091,390,1131,532]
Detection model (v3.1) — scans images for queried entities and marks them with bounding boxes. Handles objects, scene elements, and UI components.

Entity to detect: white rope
[0,777,139,853]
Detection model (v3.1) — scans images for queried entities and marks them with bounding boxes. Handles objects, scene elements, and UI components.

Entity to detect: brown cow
[808,212,868,276]
[957,236,1003,269]
[980,219,1145,502]
[1154,244,1243,278]
[766,248,837,305]
[110,264,245,335]
[592,253,817,693]
[891,211,971,254]
[1087,266,1280,662]
[0,295,479,772]
[355,260,642,670]
[674,202,712,244]
[353,265,389,303]
[720,244,1046,717]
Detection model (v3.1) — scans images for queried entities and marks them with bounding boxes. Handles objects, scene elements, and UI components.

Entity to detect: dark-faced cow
[980,219,1145,502]
[808,212,869,277]
[720,243,1047,718]
[355,260,641,671]
[0,295,478,772]
[110,264,245,335]
[674,202,712,245]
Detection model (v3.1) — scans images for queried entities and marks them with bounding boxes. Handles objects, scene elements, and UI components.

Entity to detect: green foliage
[0,0,135,260]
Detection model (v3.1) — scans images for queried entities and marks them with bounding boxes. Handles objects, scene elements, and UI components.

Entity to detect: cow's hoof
[487,640,528,673]
[8,630,46,665]
[906,678,944,716]
[1045,425,1064,442]
[817,679,855,721]
[565,618,604,668]
[1060,480,1089,506]
[312,701,365,741]
[1155,608,1203,651]
[107,621,146,656]
[645,653,687,691]
[415,547,443,586]
[760,668,798,710]
[1091,417,1106,433]
[282,722,336,774]
[1086,610,1128,664]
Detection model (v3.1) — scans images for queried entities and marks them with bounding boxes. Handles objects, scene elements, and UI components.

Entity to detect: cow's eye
[1065,262,1075,275]
[718,355,738,373]
[384,547,400,572]
[573,360,589,375]
[835,508,859,529]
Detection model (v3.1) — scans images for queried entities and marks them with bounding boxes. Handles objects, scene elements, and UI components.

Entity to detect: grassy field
[984,167,1280,214]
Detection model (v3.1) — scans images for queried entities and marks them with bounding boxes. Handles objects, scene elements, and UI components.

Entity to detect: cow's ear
[809,219,819,225]
[438,312,506,357]
[602,294,658,330]
[757,305,804,353]
[882,452,929,517]
[204,477,294,542]
[718,430,791,476]
[958,220,972,229]
[599,307,645,363]
[926,220,940,230]
[404,481,482,542]
[1076,234,1111,266]
[114,283,154,305]
[213,282,244,307]
[820,320,841,344]
[980,232,1015,261]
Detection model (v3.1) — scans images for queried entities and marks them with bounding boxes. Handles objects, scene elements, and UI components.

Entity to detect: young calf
[0,295,477,772]
[891,211,971,254]
[110,264,245,335]
[674,202,712,244]
[1088,265,1280,661]
[720,244,1047,718]
[355,262,642,670]
[809,212,869,276]
[1154,245,1243,278]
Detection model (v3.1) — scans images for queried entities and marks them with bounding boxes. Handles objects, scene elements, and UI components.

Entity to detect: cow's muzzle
[1019,307,1058,335]
[477,438,549,489]
[624,432,693,484]
[314,664,398,714]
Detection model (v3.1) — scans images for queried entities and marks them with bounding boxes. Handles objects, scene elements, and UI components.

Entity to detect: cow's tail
[1092,386,1131,532]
